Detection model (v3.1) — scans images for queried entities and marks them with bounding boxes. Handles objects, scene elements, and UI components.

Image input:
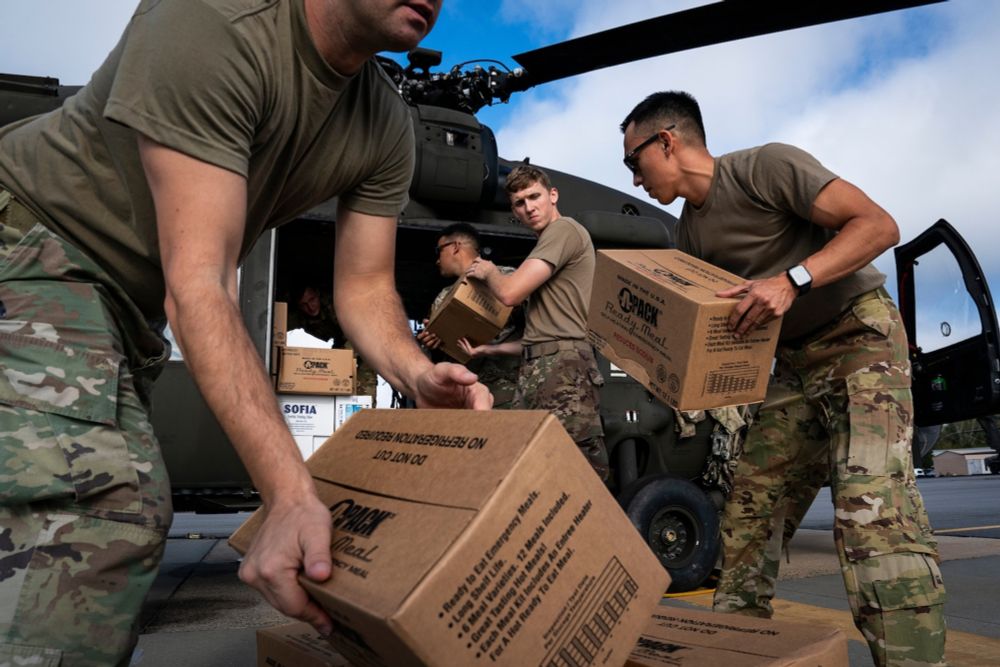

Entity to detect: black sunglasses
[623,124,675,175]
[434,240,460,256]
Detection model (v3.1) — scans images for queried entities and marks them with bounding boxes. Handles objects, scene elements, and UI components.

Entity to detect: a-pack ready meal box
[425,278,511,363]
[257,621,350,667]
[626,607,848,666]
[587,249,781,410]
[275,347,356,396]
[231,409,669,667]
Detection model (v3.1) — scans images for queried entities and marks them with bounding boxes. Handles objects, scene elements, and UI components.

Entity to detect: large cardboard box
[587,249,781,411]
[626,607,848,666]
[257,621,350,667]
[276,347,356,396]
[425,278,512,363]
[231,409,669,667]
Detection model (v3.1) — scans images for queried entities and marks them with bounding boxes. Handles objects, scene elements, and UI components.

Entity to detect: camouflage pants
[516,341,607,481]
[713,289,946,667]
[0,193,172,666]
[355,358,379,407]
[471,354,520,410]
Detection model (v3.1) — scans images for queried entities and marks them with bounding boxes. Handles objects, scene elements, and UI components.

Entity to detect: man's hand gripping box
[232,409,669,667]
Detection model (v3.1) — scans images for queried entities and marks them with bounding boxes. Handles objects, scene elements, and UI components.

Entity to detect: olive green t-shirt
[522,216,595,345]
[677,143,885,340]
[0,0,414,321]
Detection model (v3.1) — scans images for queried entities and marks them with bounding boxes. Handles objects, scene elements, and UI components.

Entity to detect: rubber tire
[620,474,720,592]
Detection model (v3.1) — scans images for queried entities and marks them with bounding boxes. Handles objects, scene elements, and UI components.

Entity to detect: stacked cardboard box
[258,608,849,667]
[233,409,670,667]
[272,302,370,459]
[279,394,375,460]
[271,301,356,396]
[424,278,512,363]
[626,607,848,666]
[257,622,350,667]
[587,250,781,411]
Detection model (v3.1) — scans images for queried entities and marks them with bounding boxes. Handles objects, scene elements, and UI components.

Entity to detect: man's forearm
[482,268,517,306]
[167,285,313,505]
[485,340,523,357]
[802,217,895,289]
[334,273,432,399]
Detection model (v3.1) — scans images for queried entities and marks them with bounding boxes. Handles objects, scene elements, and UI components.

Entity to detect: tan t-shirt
[522,216,595,345]
[0,0,414,321]
[677,143,885,340]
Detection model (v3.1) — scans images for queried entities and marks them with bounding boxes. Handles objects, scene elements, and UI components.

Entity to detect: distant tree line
[934,415,1000,452]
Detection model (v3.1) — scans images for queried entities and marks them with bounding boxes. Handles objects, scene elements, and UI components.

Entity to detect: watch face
[788,265,812,288]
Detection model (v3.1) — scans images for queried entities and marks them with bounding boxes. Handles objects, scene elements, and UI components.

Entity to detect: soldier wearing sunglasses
[620,90,944,667]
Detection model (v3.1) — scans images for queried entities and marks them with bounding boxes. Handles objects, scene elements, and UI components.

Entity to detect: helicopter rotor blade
[509,0,945,92]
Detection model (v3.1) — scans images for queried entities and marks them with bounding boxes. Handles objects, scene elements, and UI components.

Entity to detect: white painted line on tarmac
[934,524,1000,534]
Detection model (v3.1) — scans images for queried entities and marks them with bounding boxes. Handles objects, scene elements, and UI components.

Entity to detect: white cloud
[4,0,998,309]
[494,0,1000,288]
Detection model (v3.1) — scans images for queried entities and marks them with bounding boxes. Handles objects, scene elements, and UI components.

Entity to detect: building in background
[932,448,997,476]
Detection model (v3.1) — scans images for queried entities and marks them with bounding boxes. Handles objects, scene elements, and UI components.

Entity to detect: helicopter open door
[894,219,1000,427]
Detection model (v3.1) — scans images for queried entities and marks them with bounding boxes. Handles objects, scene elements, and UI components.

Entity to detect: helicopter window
[910,244,982,353]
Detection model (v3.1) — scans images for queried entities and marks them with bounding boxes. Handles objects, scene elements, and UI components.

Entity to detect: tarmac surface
[129,514,1000,667]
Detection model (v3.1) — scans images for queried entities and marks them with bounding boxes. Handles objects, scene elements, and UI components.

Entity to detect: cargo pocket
[873,574,946,612]
[844,371,912,478]
[587,364,605,388]
[851,292,894,338]
[584,350,605,388]
[871,553,946,612]
[0,642,61,667]
[0,330,139,512]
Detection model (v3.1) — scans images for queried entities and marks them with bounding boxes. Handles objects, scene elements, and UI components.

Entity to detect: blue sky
[3,0,999,350]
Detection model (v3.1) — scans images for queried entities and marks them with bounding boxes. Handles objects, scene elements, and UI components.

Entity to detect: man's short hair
[505,164,553,195]
[439,222,480,252]
[620,91,707,146]
[286,277,326,303]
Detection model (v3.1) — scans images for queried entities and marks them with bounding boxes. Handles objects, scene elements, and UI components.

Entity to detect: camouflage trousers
[471,353,520,410]
[713,288,947,667]
[516,341,607,481]
[355,358,379,407]
[0,192,172,666]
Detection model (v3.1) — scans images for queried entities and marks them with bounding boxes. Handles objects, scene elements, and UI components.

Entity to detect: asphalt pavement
[129,477,1000,667]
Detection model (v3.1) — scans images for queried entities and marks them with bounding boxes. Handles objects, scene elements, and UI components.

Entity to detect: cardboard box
[335,395,374,430]
[276,347,356,396]
[587,249,781,410]
[626,607,848,666]
[281,395,337,436]
[425,278,512,363]
[231,409,669,667]
[273,301,289,347]
[257,621,350,667]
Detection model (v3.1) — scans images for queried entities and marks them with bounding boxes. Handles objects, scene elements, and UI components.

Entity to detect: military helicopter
[4,0,996,593]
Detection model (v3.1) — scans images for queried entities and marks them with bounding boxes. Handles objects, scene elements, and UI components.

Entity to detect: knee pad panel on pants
[846,553,946,666]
